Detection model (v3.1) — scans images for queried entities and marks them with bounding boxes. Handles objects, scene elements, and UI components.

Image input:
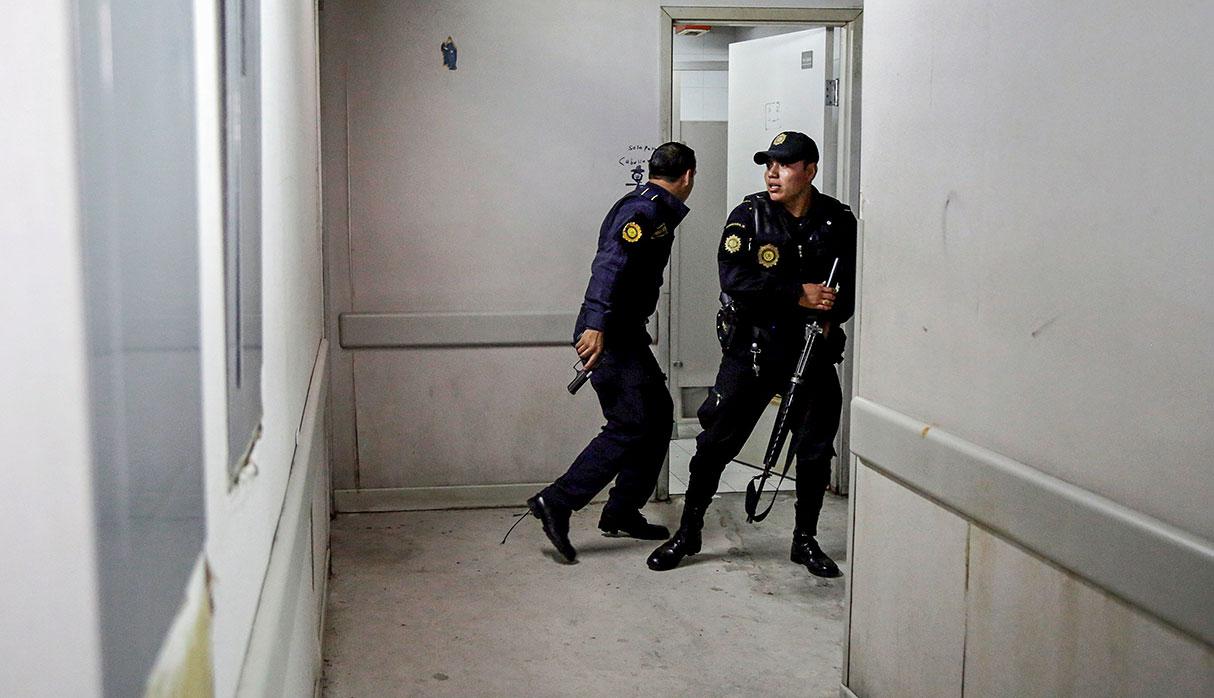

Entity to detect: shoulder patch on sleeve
[757,243,779,268]
[621,220,644,243]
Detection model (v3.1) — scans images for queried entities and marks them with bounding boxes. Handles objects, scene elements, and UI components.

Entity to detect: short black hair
[648,142,696,181]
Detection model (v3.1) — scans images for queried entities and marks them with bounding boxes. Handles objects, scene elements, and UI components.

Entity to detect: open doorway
[656,9,862,502]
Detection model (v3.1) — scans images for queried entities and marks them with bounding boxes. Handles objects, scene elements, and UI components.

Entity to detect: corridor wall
[846,1,1214,695]
[1,2,329,695]
[320,0,863,508]
[196,1,330,696]
[0,4,103,695]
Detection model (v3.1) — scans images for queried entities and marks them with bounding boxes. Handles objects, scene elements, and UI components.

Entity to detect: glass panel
[222,0,263,477]
[74,1,205,693]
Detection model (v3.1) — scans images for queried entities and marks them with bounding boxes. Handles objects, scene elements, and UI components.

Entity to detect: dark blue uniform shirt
[576,183,690,339]
[717,187,857,358]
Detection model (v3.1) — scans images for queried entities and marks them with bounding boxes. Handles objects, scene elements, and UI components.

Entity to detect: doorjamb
[657,3,864,483]
[656,11,863,686]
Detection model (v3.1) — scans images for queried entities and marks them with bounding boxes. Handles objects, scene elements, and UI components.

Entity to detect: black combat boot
[790,529,841,578]
[598,508,670,540]
[646,503,706,571]
[527,494,576,563]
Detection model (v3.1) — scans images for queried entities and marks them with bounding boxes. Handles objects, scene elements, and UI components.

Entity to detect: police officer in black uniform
[528,143,696,563]
[647,132,855,577]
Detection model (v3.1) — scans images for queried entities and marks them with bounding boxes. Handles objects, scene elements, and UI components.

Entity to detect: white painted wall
[850,0,1214,693]
[195,0,328,695]
[859,0,1214,542]
[673,27,736,121]
[676,70,729,121]
[0,4,103,696]
[673,27,735,61]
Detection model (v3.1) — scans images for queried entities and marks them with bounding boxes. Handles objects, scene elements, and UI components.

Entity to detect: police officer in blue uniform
[528,142,696,563]
[648,132,856,577]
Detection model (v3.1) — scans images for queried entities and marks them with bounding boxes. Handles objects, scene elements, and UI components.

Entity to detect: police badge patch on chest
[622,221,643,243]
[757,243,779,268]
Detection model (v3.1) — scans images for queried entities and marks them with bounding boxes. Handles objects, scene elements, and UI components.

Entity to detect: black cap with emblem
[752,131,819,165]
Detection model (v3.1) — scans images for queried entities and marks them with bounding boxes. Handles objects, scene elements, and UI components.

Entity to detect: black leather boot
[598,508,670,540]
[790,530,841,578]
[527,494,576,563]
[646,504,706,571]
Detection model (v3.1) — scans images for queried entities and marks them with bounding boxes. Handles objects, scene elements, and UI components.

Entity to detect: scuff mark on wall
[941,190,957,249]
[1031,314,1062,338]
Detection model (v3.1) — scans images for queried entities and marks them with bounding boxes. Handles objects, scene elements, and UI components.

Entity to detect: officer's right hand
[575,329,605,370]
[799,283,836,312]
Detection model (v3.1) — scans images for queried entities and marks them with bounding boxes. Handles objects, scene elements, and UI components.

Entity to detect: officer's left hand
[799,283,836,312]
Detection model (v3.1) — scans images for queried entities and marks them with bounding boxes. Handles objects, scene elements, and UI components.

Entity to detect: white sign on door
[765,101,781,131]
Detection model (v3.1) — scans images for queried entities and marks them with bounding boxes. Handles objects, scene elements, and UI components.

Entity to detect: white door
[667,27,839,489]
[727,28,828,206]
[670,120,729,426]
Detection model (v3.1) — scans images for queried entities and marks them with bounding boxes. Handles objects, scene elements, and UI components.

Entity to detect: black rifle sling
[745,424,804,523]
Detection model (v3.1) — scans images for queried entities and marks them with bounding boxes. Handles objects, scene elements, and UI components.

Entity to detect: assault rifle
[744,257,840,523]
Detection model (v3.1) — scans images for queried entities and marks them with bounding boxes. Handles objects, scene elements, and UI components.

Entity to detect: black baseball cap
[752,131,819,165]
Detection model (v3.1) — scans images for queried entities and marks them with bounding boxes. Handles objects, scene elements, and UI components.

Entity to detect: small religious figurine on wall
[441,36,457,70]
[628,165,645,189]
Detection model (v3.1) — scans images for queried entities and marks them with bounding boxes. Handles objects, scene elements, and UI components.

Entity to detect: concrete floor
[323,491,848,697]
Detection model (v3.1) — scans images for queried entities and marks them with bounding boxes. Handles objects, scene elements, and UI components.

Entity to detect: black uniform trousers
[543,332,673,515]
[684,337,843,535]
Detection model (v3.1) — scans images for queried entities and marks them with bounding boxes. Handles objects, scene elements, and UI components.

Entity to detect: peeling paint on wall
[145,557,215,698]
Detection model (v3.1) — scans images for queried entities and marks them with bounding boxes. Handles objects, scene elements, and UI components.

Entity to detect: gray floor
[323,491,848,698]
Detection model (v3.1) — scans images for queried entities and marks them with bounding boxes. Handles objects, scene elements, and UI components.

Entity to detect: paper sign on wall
[765,101,781,131]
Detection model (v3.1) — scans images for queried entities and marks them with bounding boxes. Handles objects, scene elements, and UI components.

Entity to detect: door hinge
[825,79,840,107]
